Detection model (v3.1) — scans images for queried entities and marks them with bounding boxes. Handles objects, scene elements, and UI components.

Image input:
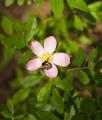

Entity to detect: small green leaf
[14,115,24,119]
[79,35,93,45]
[88,48,97,77]
[19,75,41,88]
[1,110,12,119]
[25,15,37,42]
[26,0,32,5]
[88,1,102,21]
[17,0,25,6]
[1,16,13,35]
[7,99,14,114]
[37,82,52,103]
[14,20,25,33]
[68,39,79,53]
[12,88,31,104]
[14,21,25,48]
[60,17,67,33]
[3,36,16,48]
[3,46,15,62]
[67,71,74,83]
[51,88,64,113]
[64,106,76,120]
[26,114,38,120]
[67,0,75,9]
[88,1,102,12]
[74,15,84,31]
[75,47,85,66]
[68,0,90,13]
[54,78,73,92]
[88,48,97,66]
[19,51,33,64]
[50,0,64,17]
[35,0,44,4]
[5,0,14,7]
[37,111,59,120]
[74,97,83,110]
[78,70,90,84]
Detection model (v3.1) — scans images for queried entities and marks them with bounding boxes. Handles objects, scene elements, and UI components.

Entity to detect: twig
[67,67,88,71]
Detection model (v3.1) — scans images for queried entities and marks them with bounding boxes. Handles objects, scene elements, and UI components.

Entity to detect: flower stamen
[41,52,52,62]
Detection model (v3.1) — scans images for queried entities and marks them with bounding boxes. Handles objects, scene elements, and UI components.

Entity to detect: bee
[42,61,52,70]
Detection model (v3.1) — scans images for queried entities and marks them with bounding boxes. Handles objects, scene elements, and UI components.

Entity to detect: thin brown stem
[67,67,88,71]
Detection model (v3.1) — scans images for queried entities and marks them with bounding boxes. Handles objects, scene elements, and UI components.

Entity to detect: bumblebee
[42,61,52,70]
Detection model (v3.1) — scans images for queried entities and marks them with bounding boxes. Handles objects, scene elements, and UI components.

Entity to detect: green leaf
[12,88,31,104]
[37,82,52,103]
[1,110,12,119]
[3,36,24,49]
[64,105,76,120]
[14,115,25,119]
[54,77,73,92]
[35,0,44,4]
[82,11,96,22]
[5,0,14,7]
[88,48,97,66]
[67,71,74,83]
[1,16,13,35]
[51,88,64,113]
[3,36,17,48]
[7,99,14,114]
[88,1,102,22]
[17,0,25,6]
[14,20,25,34]
[14,21,26,48]
[19,75,41,88]
[2,46,15,64]
[67,0,90,13]
[37,111,59,120]
[26,114,38,120]
[25,15,37,42]
[1,19,25,48]
[88,1,102,12]
[79,35,93,45]
[19,51,33,64]
[68,39,79,53]
[75,47,85,66]
[74,15,84,31]
[78,70,90,84]
[74,97,83,110]
[50,0,64,17]
[60,17,67,33]
[26,0,32,5]
[88,48,97,77]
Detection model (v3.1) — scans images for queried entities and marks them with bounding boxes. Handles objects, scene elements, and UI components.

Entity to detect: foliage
[0,0,102,120]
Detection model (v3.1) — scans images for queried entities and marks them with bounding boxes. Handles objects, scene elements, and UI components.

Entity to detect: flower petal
[44,64,58,78]
[44,36,57,54]
[53,53,70,67]
[26,58,42,71]
[31,41,44,57]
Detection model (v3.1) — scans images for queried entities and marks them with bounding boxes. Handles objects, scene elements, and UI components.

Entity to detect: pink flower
[26,36,70,78]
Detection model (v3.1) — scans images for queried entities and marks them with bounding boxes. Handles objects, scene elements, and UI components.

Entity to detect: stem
[67,67,88,71]
[12,116,14,120]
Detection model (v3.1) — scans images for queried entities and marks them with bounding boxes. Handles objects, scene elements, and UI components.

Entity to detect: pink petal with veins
[26,58,42,71]
[44,36,57,54]
[31,41,44,57]
[44,64,58,78]
[53,53,70,67]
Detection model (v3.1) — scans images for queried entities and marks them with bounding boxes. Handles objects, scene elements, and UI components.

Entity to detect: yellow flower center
[41,53,52,62]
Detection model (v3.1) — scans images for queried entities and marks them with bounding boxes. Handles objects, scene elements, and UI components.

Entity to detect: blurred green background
[0,0,102,120]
